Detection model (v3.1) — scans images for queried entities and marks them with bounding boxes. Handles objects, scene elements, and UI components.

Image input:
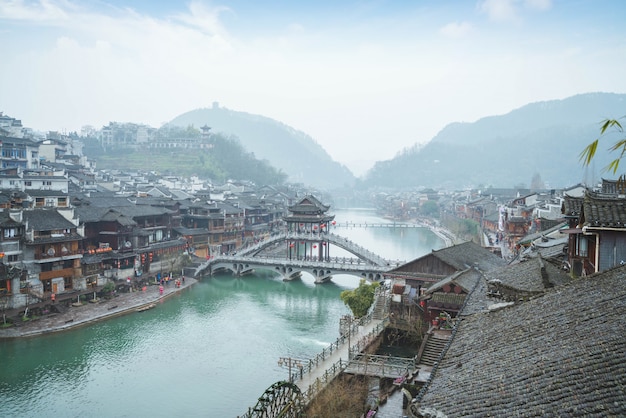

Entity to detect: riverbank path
[0,278,197,339]
[294,316,386,398]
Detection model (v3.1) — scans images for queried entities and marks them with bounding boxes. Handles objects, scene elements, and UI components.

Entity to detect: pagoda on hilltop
[283,195,336,261]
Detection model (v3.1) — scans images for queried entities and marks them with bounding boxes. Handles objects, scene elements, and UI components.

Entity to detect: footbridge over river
[194,232,398,283]
[196,255,392,283]
[238,232,389,266]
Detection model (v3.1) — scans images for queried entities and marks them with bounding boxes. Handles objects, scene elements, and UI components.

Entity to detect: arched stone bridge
[195,232,397,283]
[237,232,388,266]
[196,254,392,283]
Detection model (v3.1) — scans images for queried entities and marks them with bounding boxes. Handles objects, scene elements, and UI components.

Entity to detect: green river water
[0,209,445,418]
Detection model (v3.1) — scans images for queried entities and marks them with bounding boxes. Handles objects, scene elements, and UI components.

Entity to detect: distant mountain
[168,104,355,190]
[362,92,626,190]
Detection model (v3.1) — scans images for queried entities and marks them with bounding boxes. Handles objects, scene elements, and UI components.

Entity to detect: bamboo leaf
[608,139,626,152]
[600,119,623,134]
[606,159,621,174]
[579,139,598,166]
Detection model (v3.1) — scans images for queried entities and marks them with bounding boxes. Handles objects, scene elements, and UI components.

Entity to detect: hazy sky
[1,0,625,176]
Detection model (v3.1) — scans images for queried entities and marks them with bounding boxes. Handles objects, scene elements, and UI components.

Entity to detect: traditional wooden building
[412,263,626,417]
[283,195,335,261]
[21,208,83,296]
[562,189,626,276]
[385,241,506,289]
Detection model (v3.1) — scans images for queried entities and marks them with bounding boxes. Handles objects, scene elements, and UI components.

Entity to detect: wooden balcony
[35,249,82,260]
[39,267,74,281]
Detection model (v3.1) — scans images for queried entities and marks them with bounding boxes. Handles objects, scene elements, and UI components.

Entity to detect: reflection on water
[0,209,444,417]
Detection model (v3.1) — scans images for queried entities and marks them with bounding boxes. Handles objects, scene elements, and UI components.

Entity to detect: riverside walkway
[0,278,196,339]
[239,288,394,417]
[295,315,386,396]
[238,314,389,418]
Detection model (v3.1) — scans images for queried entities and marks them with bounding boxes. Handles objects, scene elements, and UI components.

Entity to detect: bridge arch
[198,256,390,284]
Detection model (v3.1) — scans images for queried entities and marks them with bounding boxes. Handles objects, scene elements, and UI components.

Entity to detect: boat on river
[136,303,155,312]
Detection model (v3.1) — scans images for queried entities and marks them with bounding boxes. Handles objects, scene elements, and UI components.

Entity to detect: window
[4,228,16,238]
[577,236,588,257]
[24,181,32,186]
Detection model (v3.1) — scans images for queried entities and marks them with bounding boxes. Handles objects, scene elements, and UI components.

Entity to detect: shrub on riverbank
[340,279,380,318]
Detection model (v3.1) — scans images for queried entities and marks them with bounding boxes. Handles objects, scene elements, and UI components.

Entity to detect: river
[0,209,445,418]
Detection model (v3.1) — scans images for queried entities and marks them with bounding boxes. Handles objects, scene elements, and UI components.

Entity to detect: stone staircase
[371,288,389,320]
[418,334,449,367]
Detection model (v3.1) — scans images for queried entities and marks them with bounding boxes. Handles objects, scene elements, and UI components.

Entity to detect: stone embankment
[0,278,197,339]
[413,217,458,247]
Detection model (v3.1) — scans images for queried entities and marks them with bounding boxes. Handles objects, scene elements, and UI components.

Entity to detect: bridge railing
[206,255,395,275]
[286,309,373,383]
[241,254,381,265]
[297,318,389,406]
[301,359,348,405]
[289,301,391,385]
[235,231,391,267]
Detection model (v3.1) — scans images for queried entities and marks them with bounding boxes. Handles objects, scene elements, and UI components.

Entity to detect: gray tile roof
[426,268,478,294]
[517,221,567,246]
[521,236,568,260]
[458,271,492,316]
[388,241,507,278]
[74,206,111,223]
[582,191,626,228]
[173,226,209,236]
[22,209,77,230]
[415,265,626,417]
[0,210,21,226]
[25,189,68,197]
[486,255,571,293]
[430,241,507,272]
[288,195,330,213]
[101,210,136,226]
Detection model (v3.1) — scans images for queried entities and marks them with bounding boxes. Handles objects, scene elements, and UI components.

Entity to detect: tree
[580,117,625,173]
[420,200,439,218]
[340,279,380,318]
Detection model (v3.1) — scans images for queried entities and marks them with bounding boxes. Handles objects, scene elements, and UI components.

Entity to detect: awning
[559,228,583,234]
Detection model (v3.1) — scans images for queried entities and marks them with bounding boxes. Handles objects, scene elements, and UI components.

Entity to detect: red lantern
[322,242,326,246]
[313,225,318,229]
[332,221,336,225]
[313,245,317,249]
[419,300,426,308]
[289,243,295,248]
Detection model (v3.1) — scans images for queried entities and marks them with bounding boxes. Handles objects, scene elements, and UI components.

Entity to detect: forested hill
[361,92,626,190]
[169,105,355,190]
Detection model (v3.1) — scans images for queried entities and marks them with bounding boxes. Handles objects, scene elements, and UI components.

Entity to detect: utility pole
[277,357,303,382]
